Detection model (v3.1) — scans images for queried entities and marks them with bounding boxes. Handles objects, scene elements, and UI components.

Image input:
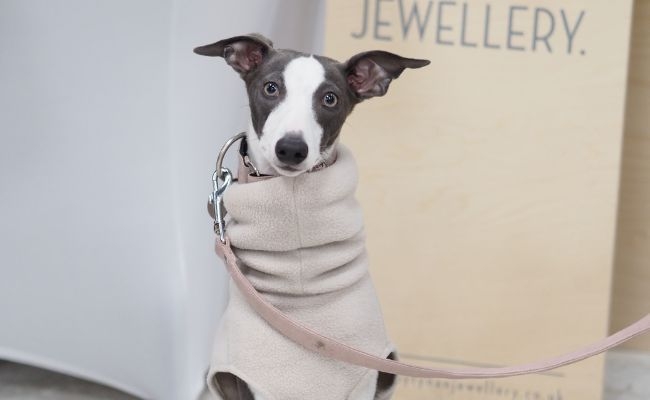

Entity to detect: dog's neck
[245,122,339,176]
[223,145,366,295]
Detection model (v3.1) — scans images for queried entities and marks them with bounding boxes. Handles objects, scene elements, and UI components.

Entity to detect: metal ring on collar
[215,132,247,181]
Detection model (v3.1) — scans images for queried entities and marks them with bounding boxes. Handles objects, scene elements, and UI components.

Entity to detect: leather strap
[216,238,650,379]
[215,145,650,377]
[236,138,338,183]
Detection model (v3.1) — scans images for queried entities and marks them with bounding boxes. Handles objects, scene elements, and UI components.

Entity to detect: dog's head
[195,33,429,176]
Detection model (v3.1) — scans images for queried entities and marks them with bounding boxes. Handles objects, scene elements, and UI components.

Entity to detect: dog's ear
[193,33,274,77]
[344,51,430,100]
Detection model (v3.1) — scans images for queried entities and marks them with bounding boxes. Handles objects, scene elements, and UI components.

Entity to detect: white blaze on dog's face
[256,57,325,176]
[194,33,430,176]
[242,50,355,177]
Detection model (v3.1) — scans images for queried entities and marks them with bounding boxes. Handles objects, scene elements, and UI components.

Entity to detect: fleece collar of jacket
[208,145,396,400]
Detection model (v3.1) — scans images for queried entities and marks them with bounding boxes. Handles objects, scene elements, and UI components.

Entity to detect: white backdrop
[0,1,324,399]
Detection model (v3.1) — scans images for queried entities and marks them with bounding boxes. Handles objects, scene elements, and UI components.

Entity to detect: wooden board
[610,0,650,351]
[325,1,634,398]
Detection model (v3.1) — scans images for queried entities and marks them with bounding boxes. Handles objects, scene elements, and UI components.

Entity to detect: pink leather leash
[210,135,650,379]
[216,238,650,379]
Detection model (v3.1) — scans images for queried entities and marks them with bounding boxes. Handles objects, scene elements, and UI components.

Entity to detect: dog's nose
[275,135,308,165]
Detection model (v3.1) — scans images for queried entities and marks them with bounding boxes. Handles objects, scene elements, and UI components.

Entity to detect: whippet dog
[195,33,429,400]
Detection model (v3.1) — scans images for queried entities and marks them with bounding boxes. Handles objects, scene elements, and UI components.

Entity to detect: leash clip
[209,167,232,243]
[208,132,247,243]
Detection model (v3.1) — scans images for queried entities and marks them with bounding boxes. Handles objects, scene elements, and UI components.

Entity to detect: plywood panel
[325,1,634,398]
[610,0,650,351]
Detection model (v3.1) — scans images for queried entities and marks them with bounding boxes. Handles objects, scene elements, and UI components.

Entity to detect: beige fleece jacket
[207,145,396,400]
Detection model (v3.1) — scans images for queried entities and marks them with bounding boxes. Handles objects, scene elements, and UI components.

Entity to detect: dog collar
[237,136,337,184]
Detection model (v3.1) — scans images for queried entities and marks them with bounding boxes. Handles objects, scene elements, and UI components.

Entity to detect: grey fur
[195,34,429,165]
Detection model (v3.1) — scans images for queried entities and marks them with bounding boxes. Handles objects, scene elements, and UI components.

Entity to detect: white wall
[0,1,182,396]
[0,1,325,398]
[168,0,325,396]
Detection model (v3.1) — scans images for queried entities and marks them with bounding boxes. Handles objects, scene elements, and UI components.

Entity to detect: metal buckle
[243,154,261,177]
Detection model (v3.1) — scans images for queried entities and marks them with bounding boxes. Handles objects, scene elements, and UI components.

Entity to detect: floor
[604,350,650,400]
[0,362,212,400]
[0,350,648,400]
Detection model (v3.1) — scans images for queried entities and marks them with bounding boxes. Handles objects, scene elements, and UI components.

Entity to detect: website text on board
[352,0,586,55]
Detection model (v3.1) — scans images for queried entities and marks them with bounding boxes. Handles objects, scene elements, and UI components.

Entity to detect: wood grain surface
[610,0,650,351]
[325,1,634,399]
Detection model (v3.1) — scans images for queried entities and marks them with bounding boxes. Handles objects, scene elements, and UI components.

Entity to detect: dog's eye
[263,82,280,97]
[322,92,338,107]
